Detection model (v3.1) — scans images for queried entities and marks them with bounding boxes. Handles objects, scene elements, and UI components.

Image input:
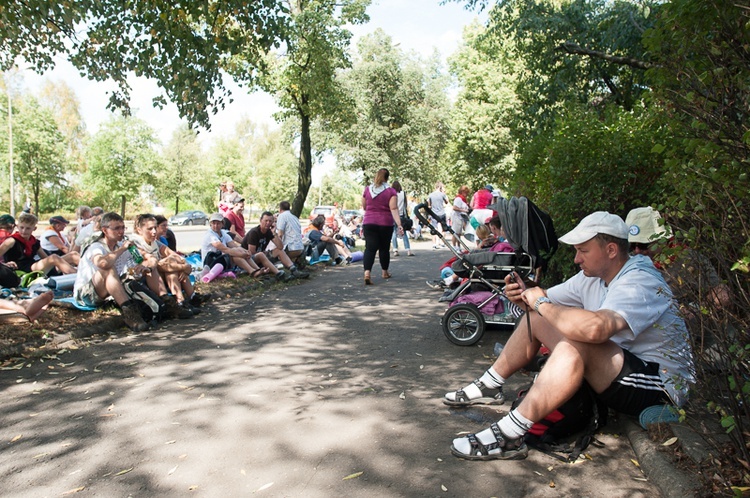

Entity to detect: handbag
[399,193,414,231]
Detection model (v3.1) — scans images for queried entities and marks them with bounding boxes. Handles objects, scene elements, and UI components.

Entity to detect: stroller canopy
[488,196,558,272]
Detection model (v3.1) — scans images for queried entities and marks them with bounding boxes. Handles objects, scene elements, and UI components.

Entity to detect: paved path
[0,240,658,497]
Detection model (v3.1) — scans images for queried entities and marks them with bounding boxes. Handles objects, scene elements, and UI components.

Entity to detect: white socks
[498,409,534,439]
[445,368,505,402]
[452,409,534,455]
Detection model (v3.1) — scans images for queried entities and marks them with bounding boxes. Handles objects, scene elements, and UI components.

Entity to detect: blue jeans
[391,225,411,250]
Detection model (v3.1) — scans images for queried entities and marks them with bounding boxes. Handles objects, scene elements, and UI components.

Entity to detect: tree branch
[555,42,655,70]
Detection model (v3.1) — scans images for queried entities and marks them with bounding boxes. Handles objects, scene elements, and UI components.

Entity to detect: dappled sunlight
[0,246,656,496]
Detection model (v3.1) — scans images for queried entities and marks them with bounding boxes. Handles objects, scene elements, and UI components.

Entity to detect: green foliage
[84,114,159,212]
[643,0,750,462]
[309,167,364,210]
[251,0,370,216]
[447,22,518,192]
[513,103,668,280]
[157,124,203,216]
[323,29,451,196]
[485,0,657,136]
[12,96,69,216]
[0,0,288,129]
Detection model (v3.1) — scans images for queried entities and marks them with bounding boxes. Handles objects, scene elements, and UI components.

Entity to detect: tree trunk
[291,111,313,217]
[120,195,126,218]
[175,196,180,215]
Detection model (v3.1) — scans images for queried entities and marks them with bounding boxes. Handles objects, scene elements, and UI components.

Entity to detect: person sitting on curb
[73,206,103,253]
[444,211,694,461]
[0,213,78,277]
[0,214,15,255]
[307,215,351,265]
[130,213,203,314]
[154,215,178,252]
[81,212,193,322]
[73,212,153,332]
[200,213,270,280]
[224,198,247,242]
[243,211,308,280]
[39,216,80,265]
[626,206,731,330]
[276,201,306,267]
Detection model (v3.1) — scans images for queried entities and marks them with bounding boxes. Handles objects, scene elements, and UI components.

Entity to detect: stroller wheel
[442,304,485,346]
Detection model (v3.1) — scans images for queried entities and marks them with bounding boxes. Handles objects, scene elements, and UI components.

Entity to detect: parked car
[309,205,336,221]
[342,209,363,222]
[169,210,208,226]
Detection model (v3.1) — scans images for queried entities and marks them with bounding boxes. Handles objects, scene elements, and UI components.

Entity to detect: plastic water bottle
[127,243,143,264]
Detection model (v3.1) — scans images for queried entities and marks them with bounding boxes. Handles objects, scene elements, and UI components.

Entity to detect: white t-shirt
[201,229,233,263]
[75,222,96,247]
[40,229,68,253]
[276,210,304,252]
[547,254,694,405]
[74,241,132,293]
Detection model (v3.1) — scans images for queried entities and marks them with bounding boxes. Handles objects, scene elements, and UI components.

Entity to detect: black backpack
[123,280,165,323]
[512,381,608,463]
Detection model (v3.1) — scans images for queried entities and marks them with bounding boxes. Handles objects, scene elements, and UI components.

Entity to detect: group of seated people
[0,199,324,330]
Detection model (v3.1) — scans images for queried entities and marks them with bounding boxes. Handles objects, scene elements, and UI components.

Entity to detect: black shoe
[121,300,149,332]
[291,268,310,279]
[190,292,210,307]
[276,270,294,282]
[161,295,193,319]
[183,301,201,316]
[345,256,352,265]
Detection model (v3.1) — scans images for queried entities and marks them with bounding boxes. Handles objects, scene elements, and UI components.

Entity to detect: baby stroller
[414,197,557,346]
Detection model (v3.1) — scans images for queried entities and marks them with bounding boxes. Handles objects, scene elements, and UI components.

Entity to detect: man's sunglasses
[629,242,652,252]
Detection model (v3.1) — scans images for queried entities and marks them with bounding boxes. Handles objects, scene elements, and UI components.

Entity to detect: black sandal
[443,379,505,406]
[450,423,528,461]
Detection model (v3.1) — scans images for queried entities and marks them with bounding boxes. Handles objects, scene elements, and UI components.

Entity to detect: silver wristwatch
[534,296,552,315]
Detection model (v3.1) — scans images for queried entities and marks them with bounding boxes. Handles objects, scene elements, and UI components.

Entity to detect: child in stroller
[414,197,557,346]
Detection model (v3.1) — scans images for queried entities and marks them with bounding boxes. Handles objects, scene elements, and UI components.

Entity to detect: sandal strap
[454,388,469,403]
[473,379,502,399]
[467,433,490,456]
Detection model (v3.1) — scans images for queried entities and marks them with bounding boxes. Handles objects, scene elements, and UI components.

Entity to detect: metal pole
[7,90,13,217]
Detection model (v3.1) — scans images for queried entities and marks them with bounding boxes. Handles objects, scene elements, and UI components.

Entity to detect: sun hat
[559,211,629,245]
[209,213,224,223]
[626,207,671,244]
[49,215,70,225]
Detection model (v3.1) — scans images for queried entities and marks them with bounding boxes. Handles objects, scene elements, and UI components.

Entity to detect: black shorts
[596,349,671,416]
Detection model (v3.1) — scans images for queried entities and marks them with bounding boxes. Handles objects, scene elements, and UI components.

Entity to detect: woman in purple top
[361,168,403,285]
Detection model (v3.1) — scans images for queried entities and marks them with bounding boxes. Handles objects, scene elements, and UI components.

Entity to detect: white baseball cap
[209,213,224,223]
[559,211,629,245]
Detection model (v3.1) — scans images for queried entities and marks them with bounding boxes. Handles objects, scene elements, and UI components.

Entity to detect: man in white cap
[444,211,694,461]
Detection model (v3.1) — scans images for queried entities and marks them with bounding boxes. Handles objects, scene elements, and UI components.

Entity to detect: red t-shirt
[225,211,246,237]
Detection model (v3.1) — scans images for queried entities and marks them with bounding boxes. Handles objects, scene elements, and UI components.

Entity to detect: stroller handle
[413,203,449,233]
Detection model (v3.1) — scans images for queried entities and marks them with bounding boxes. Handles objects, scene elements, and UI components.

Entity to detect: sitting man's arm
[212,239,250,258]
[92,243,130,271]
[46,234,69,254]
[505,276,630,344]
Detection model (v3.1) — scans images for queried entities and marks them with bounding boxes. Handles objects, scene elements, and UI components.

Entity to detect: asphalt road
[0,240,659,497]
